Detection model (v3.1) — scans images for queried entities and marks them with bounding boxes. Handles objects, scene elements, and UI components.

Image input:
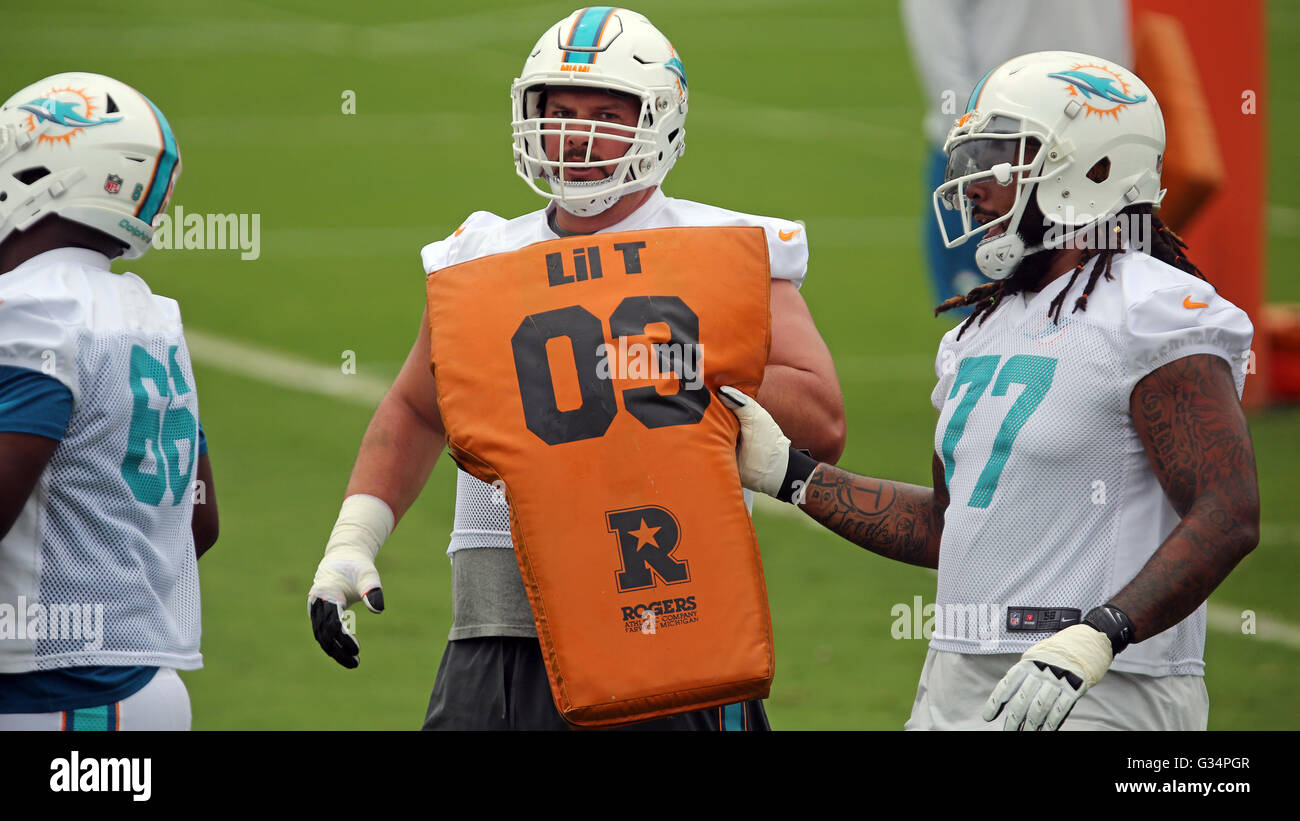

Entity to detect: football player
[308,7,845,730]
[0,73,217,730]
[720,51,1258,730]
[900,0,1132,312]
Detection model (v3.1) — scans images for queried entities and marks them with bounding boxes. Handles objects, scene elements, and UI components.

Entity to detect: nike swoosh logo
[778,228,801,241]
[1184,296,1209,309]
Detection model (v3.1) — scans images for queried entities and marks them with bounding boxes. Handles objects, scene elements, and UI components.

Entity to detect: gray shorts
[422,636,770,731]
[905,648,1209,730]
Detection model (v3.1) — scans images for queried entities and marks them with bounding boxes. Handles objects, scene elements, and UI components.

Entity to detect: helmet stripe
[965,67,996,114]
[965,59,1013,114]
[585,6,617,65]
[135,94,179,225]
[563,6,616,64]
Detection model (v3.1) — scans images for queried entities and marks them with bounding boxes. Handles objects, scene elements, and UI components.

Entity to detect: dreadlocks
[934,205,1210,340]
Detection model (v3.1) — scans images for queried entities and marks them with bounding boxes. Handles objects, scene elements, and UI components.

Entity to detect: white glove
[308,494,393,668]
[983,624,1114,731]
[718,386,793,498]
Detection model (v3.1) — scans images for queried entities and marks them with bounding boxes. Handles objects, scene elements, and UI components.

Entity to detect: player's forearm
[799,464,942,569]
[1109,498,1259,643]
[192,453,218,559]
[0,432,59,542]
[757,363,846,463]
[1123,353,1261,643]
[344,391,443,523]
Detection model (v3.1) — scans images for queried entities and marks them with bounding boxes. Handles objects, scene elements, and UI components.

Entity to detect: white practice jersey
[929,251,1252,676]
[0,248,202,673]
[420,190,808,555]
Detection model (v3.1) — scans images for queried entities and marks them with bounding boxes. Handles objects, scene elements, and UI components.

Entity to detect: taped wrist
[1083,604,1136,656]
[778,447,820,504]
[325,494,395,561]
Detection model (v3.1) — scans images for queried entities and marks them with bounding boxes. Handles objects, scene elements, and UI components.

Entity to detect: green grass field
[5,0,1297,729]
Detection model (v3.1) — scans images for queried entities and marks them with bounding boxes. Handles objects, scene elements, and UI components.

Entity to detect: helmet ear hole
[0,191,7,202]
[13,166,50,185]
[1087,157,1111,183]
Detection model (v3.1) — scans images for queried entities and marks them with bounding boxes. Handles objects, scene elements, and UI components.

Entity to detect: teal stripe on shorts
[65,702,117,731]
[722,702,745,731]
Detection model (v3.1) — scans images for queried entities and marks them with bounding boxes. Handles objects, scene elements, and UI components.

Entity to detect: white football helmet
[933,51,1165,279]
[511,7,688,217]
[0,72,180,259]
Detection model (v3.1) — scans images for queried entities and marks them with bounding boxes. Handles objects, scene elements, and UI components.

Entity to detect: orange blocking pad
[1131,0,1267,404]
[1131,12,1225,235]
[427,226,774,726]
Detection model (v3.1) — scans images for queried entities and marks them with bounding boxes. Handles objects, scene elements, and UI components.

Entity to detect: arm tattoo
[1116,354,1260,642]
[798,453,947,569]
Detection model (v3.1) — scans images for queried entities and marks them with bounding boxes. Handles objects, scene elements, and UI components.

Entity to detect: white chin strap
[975,231,1028,280]
[550,178,623,218]
[978,212,1116,280]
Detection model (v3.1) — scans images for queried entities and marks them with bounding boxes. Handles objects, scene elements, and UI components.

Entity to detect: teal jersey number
[941,355,999,491]
[120,345,198,506]
[942,354,1057,508]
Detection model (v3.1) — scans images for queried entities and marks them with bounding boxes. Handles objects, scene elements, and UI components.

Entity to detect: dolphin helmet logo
[17,86,123,146]
[1048,63,1147,120]
[665,56,687,90]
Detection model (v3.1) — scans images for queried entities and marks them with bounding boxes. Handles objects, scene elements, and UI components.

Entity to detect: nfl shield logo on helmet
[104,174,123,195]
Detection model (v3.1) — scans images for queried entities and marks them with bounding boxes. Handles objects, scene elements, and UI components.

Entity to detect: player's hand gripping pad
[427,226,773,727]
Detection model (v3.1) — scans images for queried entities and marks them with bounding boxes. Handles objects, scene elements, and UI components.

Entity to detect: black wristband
[1083,604,1136,656]
[777,447,820,504]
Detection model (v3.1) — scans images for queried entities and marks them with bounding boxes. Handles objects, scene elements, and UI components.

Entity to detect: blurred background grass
[3,0,1295,728]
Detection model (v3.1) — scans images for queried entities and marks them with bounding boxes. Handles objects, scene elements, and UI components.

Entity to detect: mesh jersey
[929,251,1252,676]
[0,248,202,674]
[421,190,808,557]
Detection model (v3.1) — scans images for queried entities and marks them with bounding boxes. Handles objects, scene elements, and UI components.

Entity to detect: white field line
[184,328,389,408]
[1205,603,1300,651]
[754,495,1300,651]
[1269,204,1299,237]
